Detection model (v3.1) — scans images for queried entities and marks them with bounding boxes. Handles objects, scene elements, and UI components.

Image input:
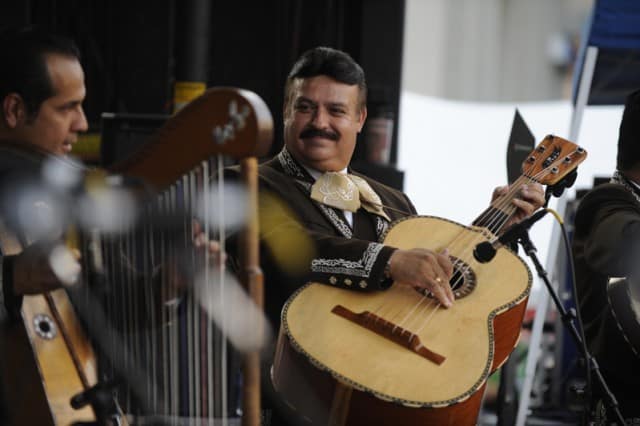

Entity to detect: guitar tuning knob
[527,156,536,163]
[551,167,559,174]
[563,156,572,163]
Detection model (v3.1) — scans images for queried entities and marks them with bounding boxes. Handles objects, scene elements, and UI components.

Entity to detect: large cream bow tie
[310,172,390,221]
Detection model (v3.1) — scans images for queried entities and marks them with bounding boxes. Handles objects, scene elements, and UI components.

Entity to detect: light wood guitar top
[282,215,531,407]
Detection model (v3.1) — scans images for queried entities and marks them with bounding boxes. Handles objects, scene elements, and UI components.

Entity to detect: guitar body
[273,216,531,425]
[0,292,98,426]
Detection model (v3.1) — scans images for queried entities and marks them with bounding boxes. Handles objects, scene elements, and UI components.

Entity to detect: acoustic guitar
[0,141,99,426]
[272,135,587,425]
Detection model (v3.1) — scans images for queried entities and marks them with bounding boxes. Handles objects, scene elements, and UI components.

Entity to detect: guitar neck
[471,176,537,235]
[471,134,587,236]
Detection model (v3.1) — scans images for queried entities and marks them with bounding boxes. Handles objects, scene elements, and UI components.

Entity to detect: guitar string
[388,188,520,332]
[361,169,536,331]
[398,174,532,334]
[373,145,577,333]
[379,173,529,329]
[371,170,531,332]
[369,156,541,314]
[401,148,582,339]
[373,174,527,328]
[407,180,545,336]
[405,164,551,333]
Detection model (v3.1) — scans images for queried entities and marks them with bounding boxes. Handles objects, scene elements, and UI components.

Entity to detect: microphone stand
[510,225,626,425]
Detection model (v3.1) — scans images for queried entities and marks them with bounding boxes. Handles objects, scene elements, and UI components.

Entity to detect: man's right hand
[11,241,77,295]
[388,248,455,308]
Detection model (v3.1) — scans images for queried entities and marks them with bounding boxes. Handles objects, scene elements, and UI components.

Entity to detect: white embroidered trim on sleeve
[311,242,384,278]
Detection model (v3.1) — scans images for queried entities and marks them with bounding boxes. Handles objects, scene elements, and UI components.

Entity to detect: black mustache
[299,127,339,141]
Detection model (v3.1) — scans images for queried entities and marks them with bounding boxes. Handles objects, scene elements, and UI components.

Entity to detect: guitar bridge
[331,305,446,365]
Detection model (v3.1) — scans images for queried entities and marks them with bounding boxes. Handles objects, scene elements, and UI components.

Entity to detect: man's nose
[74,107,89,132]
[311,107,329,128]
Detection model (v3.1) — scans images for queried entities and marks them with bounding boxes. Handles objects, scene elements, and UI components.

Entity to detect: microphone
[473,209,549,263]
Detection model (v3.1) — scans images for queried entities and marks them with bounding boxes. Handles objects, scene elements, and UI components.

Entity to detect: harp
[0,87,273,425]
[103,87,273,425]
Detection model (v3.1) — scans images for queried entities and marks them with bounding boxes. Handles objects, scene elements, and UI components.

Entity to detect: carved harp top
[109,87,273,188]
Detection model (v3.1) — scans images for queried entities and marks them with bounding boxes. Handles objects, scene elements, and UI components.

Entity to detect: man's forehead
[45,53,85,100]
[292,76,359,103]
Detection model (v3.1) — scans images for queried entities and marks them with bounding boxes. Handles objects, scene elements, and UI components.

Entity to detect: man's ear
[357,106,367,133]
[2,93,27,129]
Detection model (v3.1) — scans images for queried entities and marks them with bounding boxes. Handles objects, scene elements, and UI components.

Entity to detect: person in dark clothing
[0,26,220,425]
[573,88,640,424]
[0,25,89,322]
[0,25,89,425]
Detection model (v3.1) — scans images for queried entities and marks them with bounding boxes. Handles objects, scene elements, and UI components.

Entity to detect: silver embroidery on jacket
[311,242,384,277]
[375,216,389,241]
[278,149,306,179]
[612,170,640,204]
[317,203,353,238]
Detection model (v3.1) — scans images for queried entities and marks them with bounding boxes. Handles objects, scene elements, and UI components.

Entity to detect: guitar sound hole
[415,256,477,301]
[39,321,51,333]
[33,314,57,340]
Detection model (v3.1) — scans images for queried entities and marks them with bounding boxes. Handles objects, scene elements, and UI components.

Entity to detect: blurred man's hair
[0,26,81,120]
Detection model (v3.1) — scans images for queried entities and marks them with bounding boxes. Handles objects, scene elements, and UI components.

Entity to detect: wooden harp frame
[110,86,273,426]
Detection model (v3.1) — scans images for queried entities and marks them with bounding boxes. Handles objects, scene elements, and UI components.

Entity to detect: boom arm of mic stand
[516,229,626,425]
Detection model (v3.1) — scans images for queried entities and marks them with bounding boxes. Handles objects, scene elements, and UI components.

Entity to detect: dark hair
[284,46,367,110]
[617,88,640,171]
[0,26,81,119]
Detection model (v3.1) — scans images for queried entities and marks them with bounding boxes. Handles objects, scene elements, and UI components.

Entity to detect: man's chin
[61,143,74,155]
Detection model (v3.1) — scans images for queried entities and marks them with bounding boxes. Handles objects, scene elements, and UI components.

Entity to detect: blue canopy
[588,0,640,49]
[573,0,640,105]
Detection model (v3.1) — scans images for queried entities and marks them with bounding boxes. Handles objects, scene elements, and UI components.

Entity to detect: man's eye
[296,103,312,112]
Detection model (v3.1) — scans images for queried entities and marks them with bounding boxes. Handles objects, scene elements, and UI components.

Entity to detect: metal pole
[514,46,599,426]
[173,0,211,112]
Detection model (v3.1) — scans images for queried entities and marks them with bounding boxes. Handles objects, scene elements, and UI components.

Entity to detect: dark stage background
[0,0,406,186]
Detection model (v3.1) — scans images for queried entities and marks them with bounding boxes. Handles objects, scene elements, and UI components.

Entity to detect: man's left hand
[492,183,545,228]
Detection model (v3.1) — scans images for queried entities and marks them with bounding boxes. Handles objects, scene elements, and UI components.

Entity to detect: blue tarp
[574,0,640,105]
[588,0,640,49]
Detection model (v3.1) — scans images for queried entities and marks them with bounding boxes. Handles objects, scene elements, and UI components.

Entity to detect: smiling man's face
[284,75,367,172]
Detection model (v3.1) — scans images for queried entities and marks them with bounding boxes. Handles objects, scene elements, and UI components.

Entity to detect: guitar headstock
[521,135,587,185]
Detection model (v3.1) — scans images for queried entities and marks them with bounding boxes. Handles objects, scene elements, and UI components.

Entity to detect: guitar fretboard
[472,206,510,235]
